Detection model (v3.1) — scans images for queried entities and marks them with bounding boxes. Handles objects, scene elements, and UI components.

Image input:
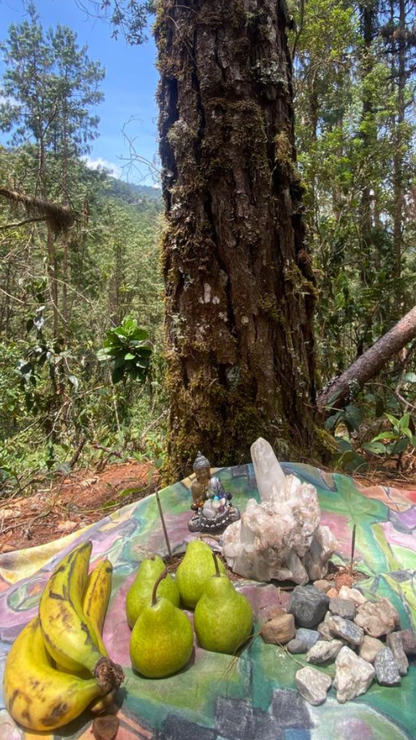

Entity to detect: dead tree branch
[0,187,75,235]
[317,304,416,412]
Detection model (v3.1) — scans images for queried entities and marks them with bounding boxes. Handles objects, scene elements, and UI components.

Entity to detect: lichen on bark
[155,0,322,483]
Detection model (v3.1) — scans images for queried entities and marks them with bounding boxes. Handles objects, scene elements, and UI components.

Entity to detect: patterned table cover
[1,462,416,740]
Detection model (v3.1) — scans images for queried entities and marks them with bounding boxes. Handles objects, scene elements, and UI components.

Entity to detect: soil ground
[1,460,416,554]
[0,461,158,553]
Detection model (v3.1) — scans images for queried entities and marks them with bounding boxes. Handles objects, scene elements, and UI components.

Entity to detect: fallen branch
[317,304,416,412]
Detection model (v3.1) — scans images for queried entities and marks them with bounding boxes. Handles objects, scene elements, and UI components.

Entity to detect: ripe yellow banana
[3,617,104,731]
[39,540,122,693]
[82,558,113,657]
[83,559,120,715]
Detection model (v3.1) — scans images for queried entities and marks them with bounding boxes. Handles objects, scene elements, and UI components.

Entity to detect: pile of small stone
[260,581,416,706]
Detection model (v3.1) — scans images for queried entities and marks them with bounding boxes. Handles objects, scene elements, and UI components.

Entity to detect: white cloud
[82,155,122,179]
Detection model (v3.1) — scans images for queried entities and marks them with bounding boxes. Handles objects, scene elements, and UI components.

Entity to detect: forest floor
[1,460,416,554]
[0,461,159,553]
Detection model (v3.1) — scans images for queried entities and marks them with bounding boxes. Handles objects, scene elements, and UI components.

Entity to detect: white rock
[222,438,337,584]
[334,646,375,703]
[338,586,366,605]
[355,598,400,637]
[296,666,332,706]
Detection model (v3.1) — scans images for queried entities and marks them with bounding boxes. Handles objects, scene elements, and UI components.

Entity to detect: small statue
[188,452,240,533]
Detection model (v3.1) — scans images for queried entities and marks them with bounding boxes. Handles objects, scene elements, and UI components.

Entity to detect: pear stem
[155,490,172,562]
[151,568,168,606]
[212,552,221,578]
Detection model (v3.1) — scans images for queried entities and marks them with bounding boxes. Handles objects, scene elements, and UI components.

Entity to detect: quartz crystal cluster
[221,438,337,585]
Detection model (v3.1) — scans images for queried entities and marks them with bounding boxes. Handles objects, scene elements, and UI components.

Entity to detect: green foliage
[97,317,153,384]
[364,412,416,460]
[0,3,104,159]
[92,0,154,45]
[291,0,416,382]
[0,7,166,496]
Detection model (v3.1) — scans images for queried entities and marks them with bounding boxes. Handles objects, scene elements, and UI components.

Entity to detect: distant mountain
[108,177,163,207]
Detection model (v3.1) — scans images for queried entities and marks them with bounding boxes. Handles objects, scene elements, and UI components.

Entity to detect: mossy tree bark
[156,0,319,482]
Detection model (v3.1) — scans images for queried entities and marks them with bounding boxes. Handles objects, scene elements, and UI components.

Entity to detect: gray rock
[329,598,356,620]
[296,628,321,649]
[287,638,307,654]
[359,635,385,664]
[396,629,416,655]
[288,628,320,654]
[288,586,330,629]
[334,646,375,703]
[374,647,401,686]
[329,615,364,646]
[307,639,343,664]
[386,633,408,676]
[296,666,332,706]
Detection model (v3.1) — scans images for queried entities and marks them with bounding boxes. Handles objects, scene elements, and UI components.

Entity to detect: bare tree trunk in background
[392,0,406,312]
[47,225,59,339]
[156,0,321,481]
[359,1,375,295]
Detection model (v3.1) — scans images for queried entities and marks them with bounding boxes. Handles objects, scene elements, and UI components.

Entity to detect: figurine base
[188,507,240,534]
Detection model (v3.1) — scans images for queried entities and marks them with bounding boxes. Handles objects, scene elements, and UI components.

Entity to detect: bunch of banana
[3,540,124,731]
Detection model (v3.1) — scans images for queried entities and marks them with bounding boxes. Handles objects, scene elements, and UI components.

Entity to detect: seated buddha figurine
[188,451,240,533]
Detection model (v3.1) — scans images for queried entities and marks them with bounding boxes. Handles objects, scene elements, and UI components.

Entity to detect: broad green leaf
[344,404,361,431]
[402,372,416,383]
[398,413,411,431]
[362,441,386,454]
[371,431,399,442]
[325,411,343,431]
[385,412,400,429]
[114,355,126,369]
[112,366,125,384]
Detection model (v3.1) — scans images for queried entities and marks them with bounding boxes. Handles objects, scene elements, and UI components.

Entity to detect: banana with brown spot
[3,618,105,731]
[39,540,123,694]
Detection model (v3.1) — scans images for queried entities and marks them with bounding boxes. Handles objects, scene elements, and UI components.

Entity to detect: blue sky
[0,0,159,184]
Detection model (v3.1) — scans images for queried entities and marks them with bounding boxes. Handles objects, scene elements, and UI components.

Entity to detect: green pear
[176,540,226,609]
[130,570,193,678]
[194,555,253,654]
[126,554,180,628]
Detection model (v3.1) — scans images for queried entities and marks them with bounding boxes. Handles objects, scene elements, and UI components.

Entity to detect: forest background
[1,0,416,503]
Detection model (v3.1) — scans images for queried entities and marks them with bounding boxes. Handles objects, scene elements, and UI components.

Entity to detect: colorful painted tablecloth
[1,463,416,740]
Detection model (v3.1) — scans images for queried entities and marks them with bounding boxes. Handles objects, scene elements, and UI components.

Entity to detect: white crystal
[222,438,338,585]
[251,437,287,500]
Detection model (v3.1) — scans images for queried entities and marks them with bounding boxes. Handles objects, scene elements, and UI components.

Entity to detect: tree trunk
[155,0,320,481]
[47,225,59,339]
[359,2,375,293]
[392,0,406,311]
[317,304,416,411]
